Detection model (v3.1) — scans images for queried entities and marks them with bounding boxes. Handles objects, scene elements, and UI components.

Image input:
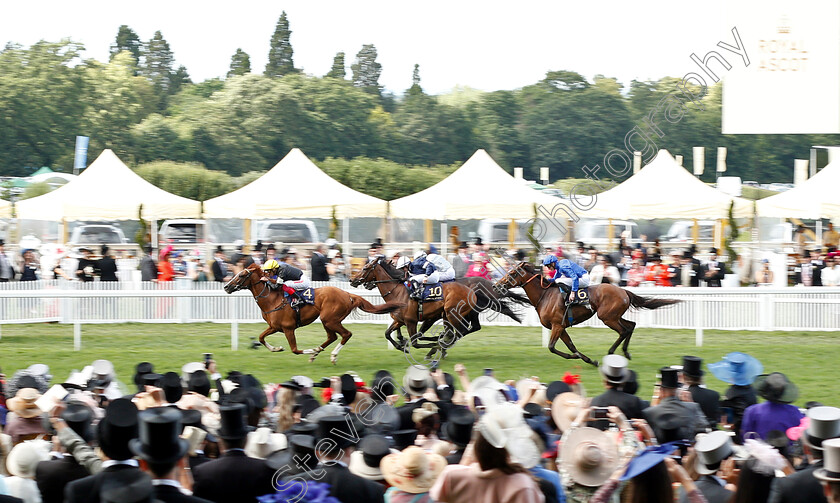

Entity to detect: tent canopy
[15,149,200,221]
[388,149,563,219]
[203,148,386,219]
[756,161,840,219]
[582,150,753,219]
[28,166,54,177]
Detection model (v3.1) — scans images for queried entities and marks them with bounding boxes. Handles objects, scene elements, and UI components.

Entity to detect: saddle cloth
[286,287,316,305]
[406,282,444,302]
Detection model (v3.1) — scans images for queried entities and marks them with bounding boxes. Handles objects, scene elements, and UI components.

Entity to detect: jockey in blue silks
[542,255,590,305]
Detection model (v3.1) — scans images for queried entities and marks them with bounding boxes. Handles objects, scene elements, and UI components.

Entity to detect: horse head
[349,257,378,289]
[224,264,262,294]
[496,261,537,291]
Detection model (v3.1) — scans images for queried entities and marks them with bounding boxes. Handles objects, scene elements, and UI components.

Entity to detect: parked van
[663,220,716,242]
[574,220,639,246]
[160,219,207,246]
[256,220,319,244]
[68,225,129,245]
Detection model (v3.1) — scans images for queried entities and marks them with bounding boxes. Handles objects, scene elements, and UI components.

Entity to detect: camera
[483,368,493,377]
[590,407,609,419]
[312,378,331,388]
[203,353,212,362]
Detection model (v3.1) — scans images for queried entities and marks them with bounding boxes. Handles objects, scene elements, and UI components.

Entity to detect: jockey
[542,255,590,305]
[401,250,455,298]
[261,259,310,308]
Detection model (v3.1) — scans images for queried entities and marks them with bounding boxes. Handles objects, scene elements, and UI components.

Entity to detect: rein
[235,269,287,314]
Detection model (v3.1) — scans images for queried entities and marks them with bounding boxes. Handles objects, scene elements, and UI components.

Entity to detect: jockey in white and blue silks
[542,255,590,305]
[402,250,456,296]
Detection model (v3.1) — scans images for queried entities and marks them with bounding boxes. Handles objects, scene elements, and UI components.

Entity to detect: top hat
[286,421,319,437]
[160,372,184,404]
[458,241,468,249]
[98,398,140,461]
[142,373,163,387]
[523,403,545,419]
[298,396,321,420]
[391,429,419,451]
[754,373,799,404]
[187,371,211,397]
[474,237,483,246]
[349,434,395,481]
[560,427,619,487]
[317,415,359,449]
[99,470,154,503]
[403,366,433,396]
[599,355,630,384]
[546,381,572,403]
[442,408,475,447]
[266,434,318,473]
[134,362,154,390]
[365,403,401,435]
[654,412,685,444]
[623,370,640,396]
[130,407,189,464]
[63,402,95,442]
[371,370,395,402]
[340,374,357,405]
[682,356,704,378]
[694,430,735,475]
[816,438,840,483]
[708,352,763,386]
[805,406,840,450]
[218,403,255,440]
[659,367,680,389]
[180,409,202,430]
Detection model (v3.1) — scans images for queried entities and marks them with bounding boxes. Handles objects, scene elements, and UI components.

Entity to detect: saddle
[285,288,316,310]
[406,282,444,302]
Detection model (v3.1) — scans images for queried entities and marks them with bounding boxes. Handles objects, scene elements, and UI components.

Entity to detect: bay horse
[496,262,679,366]
[350,256,527,351]
[224,264,403,363]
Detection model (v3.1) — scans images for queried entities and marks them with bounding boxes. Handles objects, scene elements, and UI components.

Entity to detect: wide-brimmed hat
[479,403,541,469]
[349,434,397,481]
[804,406,840,451]
[599,355,630,384]
[244,427,288,459]
[469,375,508,412]
[6,439,50,478]
[682,356,704,378]
[694,430,735,475]
[551,392,584,432]
[6,370,49,397]
[266,435,318,473]
[515,378,547,404]
[754,373,798,404]
[816,438,840,483]
[620,441,685,481]
[98,398,140,461]
[403,365,433,395]
[7,388,42,419]
[129,407,189,464]
[442,407,475,447]
[560,427,619,487]
[381,446,446,493]
[708,352,763,386]
[218,403,255,440]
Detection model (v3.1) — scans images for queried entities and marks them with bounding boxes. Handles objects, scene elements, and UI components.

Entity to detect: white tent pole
[342,218,350,259]
[151,220,158,250]
[441,223,447,256]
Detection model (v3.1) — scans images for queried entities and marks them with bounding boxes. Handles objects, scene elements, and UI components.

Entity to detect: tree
[227,48,251,78]
[326,52,345,79]
[140,31,174,109]
[351,44,382,96]
[110,25,142,65]
[408,63,422,96]
[265,11,296,77]
[169,65,191,96]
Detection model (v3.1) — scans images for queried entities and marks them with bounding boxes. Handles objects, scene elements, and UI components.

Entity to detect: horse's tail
[350,294,404,314]
[626,290,681,310]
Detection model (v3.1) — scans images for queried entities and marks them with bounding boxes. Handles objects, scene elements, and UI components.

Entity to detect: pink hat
[787,417,810,441]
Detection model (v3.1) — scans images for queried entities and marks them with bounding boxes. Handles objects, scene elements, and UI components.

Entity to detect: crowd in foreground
[0,353,837,503]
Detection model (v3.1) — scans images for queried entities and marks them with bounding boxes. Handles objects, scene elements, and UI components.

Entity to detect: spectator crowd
[0,350,837,503]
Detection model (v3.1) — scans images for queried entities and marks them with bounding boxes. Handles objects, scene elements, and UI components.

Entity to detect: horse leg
[557,326,598,367]
[258,326,284,352]
[384,320,404,350]
[304,325,337,362]
[328,322,353,365]
[620,318,636,360]
[547,325,576,360]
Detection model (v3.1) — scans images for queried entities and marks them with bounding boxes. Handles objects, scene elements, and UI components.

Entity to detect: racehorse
[224,264,403,363]
[496,262,680,366]
[350,256,527,351]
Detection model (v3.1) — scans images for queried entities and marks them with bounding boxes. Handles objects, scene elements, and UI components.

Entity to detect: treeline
[1,14,839,192]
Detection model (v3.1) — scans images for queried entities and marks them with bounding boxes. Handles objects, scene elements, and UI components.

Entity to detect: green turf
[1,323,837,407]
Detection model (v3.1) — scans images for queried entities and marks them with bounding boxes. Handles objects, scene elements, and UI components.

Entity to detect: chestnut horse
[496,262,679,366]
[224,264,403,363]
[350,256,527,351]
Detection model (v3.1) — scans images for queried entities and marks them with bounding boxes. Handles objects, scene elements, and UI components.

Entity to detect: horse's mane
[519,261,537,275]
[378,258,405,279]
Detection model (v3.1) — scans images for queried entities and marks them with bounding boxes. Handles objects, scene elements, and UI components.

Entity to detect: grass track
[1,323,837,406]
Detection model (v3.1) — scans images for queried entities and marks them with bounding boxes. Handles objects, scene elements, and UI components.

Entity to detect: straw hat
[6,440,50,478]
[550,392,585,432]
[7,388,42,419]
[381,446,446,494]
[559,427,619,487]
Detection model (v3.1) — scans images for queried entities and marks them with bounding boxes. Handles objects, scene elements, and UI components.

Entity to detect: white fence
[0,281,838,349]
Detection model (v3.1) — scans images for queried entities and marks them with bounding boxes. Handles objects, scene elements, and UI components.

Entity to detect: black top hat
[434,373,455,401]
[286,422,319,437]
[160,372,183,404]
[130,407,189,464]
[657,412,684,444]
[101,245,110,255]
[371,371,395,402]
[340,374,357,405]
[365,404,401,435]
[391,429,419,451]
[370,241,383,250]
[458,241,468,249]
[180,408,202,428]
[142,373,163,387]
[623,370,640,396]
[254,241,263,252]
[474,237,483,246]
[296,396,320,420]
[359,434,391,469]
[218,403,254,440]
[134,362,154,389]
[546,381,572,403]
[523,403,545,419]
[442,408,475,447]
[97,398,140,460]
[682,356,704,378]
[100,470,154,503]
[267,435,317,472]
[62,402,94,442]
[659,367,680,389]
[187,371,211,397]
[226,388,256,415]
[317,415,359,449]
[280,380,302,392]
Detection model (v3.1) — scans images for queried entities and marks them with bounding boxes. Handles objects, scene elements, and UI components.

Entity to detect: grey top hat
[694,431,734,475]
[805,406,840,450]
[599,355,629,384]
[403,365,433,395]
[815,438,840,482]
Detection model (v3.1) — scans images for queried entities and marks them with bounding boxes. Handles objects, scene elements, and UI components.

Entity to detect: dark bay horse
[350,256,527,351]
[224,264,403,363]
[496,262,679,366]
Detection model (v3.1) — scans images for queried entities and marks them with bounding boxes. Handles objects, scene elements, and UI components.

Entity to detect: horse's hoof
[590,360,599,368]
[624,351,632,360]
[270,346,284,353]
[330,356,338,365]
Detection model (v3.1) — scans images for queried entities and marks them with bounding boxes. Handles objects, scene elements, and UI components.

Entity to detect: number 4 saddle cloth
[289,288,316,306]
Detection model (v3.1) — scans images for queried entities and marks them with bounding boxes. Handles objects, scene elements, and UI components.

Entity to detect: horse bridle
[357,259,403,295]
[232,268,287,313]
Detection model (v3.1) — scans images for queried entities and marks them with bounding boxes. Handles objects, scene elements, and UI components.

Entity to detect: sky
[0,0,729,95]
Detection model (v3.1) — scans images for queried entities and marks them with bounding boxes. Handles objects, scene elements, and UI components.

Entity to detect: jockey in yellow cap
[261,259,310,308]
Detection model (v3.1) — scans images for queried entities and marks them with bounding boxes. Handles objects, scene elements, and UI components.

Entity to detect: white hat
[403,365,433,395]
[6,440,50,478]
[413,250,426,260]
[469,376,509,412]
[478,403,541,469]
[181,362,206,384]
[244,427,288,459]
[91,359,114,379]
[395,256,412,269]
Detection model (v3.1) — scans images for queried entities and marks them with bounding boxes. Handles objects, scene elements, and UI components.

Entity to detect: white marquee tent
[15,149,200,221]
[203,148,386,219]
[756,161,840,219]
[388,149,563,219]
[583,150,753,219]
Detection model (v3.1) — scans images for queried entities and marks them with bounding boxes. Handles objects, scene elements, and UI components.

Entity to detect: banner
[73,136,89,175]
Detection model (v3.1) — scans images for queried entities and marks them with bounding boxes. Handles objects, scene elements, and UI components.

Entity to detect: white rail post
[74,321,81,351]
[694,296,704,347]
[231,295,239,351]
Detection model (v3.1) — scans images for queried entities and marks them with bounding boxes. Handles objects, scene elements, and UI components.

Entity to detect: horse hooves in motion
[496,262,680,366]
[224,264,403,364]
